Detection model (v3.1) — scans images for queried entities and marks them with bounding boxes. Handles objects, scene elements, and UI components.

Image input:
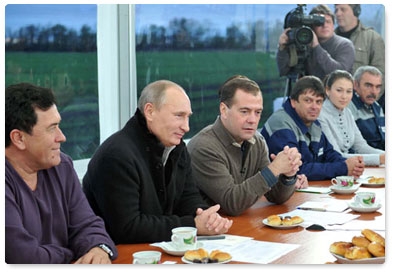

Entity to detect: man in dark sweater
[83,80,233,244]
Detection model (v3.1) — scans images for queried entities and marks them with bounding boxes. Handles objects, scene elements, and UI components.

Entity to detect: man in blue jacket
[348,66,385,151]
[261,75,365,181]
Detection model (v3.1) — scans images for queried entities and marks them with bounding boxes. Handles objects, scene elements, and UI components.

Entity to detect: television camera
[283,4,325,78]
[281,4,325,97]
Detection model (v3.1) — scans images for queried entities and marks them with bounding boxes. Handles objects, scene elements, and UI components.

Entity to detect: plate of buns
[182,248,232,264]
[357,176,385,187]
[262,214,304,229]
[329,229,385,264]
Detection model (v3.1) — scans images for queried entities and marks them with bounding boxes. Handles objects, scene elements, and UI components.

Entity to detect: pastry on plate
[361,229,385,247]
[329,241,353,256]
[344,246,372,260]
[368,177,385,184]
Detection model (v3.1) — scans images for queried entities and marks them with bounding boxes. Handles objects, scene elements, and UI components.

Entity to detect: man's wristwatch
[98,243,114,258]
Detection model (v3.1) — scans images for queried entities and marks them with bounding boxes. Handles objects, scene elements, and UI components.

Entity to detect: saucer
[152,241,203,256]
[181,255,231,264]
[348,201,382,213]
[331,253,385,264]
[330,183,360,194]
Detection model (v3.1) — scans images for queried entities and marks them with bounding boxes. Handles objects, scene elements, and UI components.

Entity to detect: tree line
[5,24,97,52]
[6,18,284,52]
[5,14,383,53]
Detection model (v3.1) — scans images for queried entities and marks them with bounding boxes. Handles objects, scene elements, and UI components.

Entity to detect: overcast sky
[5,4,384,34]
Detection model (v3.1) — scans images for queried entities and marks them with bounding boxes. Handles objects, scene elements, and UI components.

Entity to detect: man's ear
[290,98,297,108]
[144,103,155,122]
[9,129,26,150]
[219,102,227,116]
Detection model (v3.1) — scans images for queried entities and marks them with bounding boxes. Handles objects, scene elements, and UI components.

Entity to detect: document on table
[278,209,359,227]
[297,200,349,212]
[295,186,332,194]
[201,239,300,264]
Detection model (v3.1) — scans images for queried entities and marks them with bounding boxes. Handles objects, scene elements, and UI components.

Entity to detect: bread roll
[329,241,353,256]
[352,236,371,248]
[367,242,385,257]
[184,248,208,261]
[344,246,372,260]
[291,216,303,224]
[282,217,293,226]
[361,229,385,247]
[267,215,281,226]
[209,250,232,262]
[368,177,385,184]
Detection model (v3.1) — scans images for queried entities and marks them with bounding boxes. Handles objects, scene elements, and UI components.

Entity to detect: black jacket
[83,109,208,244]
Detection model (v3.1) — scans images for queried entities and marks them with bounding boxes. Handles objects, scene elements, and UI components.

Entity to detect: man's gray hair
[138,80,185,113]
[353,66,382,83]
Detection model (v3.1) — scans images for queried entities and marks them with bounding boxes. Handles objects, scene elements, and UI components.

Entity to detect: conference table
[113,167,385,264]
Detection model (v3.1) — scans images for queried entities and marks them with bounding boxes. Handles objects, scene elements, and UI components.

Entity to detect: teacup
[171,227,197,250]
[331,176,354,187]
[355,192,376,206]
[132,251,161,264]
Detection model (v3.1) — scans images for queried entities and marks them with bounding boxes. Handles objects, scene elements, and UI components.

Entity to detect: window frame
[73,4,137,179]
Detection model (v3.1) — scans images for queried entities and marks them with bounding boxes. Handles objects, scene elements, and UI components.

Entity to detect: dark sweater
[83,109,208,244]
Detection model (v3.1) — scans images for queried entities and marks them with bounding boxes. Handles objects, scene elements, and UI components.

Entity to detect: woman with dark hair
[318,70,384,166]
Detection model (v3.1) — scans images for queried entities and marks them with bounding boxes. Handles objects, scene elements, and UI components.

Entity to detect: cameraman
[277,4,355,81]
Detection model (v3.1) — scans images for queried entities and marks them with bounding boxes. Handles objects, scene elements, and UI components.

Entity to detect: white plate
[262,218,304,229]
[155,242,203,256]
[356,176,385,187]
[332,253,385,264]
[330,184,361,194]
[181,256,231,264]
[348,201,382,213]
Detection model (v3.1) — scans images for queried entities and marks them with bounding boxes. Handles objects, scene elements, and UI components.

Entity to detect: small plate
[348,201,382,213]
[330,183,361,194]
[181,256,231,264]
[155,242,203,256]
[262,218,303,229]
[332,253,385,264]
[356,176,385,187]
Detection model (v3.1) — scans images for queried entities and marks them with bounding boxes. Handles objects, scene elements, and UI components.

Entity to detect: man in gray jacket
[334,4,385,111]
[187,76,304,216]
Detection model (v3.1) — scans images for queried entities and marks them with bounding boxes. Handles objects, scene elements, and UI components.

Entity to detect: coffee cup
[355,192,376,206]
[171,227,197,250]
[331,176,354,187]
[132,251,161,264]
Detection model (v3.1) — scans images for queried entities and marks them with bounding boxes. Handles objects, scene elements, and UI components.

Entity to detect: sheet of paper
[201,239,300,264]
[297,200,349,212]
[295,186,332,194]
[279,209,359,226]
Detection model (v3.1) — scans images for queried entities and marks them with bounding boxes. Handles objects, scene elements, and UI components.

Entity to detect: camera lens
[295,26,313,45]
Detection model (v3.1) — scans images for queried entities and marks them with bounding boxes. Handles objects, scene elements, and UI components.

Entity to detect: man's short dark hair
[5,82,56,147]
[218,75,261,107]
[290,75,325,101]
[310,4,335,23]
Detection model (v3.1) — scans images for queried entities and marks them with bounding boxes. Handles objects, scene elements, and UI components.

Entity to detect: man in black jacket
[83,80,232,244]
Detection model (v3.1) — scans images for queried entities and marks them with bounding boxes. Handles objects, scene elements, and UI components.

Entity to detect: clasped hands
[269,145,302,177]
[195,204,233,235]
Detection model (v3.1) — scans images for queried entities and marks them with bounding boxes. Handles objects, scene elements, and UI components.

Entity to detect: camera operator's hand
[310,30,319,48]
[278,28,291,51]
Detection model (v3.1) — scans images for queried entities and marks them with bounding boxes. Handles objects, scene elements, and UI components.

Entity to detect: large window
[5,4,385,178]
[134,4,385,138]
[5,4,99,161]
